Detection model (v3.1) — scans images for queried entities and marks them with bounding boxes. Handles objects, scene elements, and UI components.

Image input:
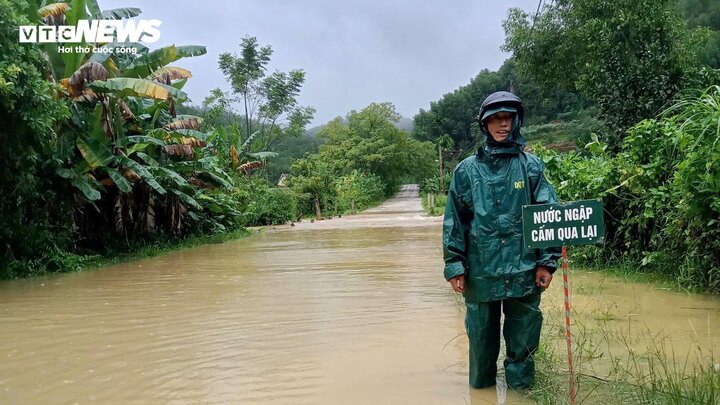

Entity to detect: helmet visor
[480,106,517,123]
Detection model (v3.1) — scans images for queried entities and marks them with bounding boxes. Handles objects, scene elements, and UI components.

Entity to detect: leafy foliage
[0,0,72,278]
[242,185,297,226]
[411,58,593,152]
[215,36,315,154]
[535,87,720,292]
[289,103,435,217]
[2,1,304,278]
[503,0,714,148]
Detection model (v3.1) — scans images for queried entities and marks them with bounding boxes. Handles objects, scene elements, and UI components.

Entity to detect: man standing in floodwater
[442,91,561,391]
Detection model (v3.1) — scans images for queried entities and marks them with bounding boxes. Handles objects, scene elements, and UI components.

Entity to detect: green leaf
[86,0,101,18]
[119,156,166,194]
[126,142,150,156]
[62,0,92,77]
[171,78,188,90]
[122,45,207,79]
[240,130,261,153]
[56,168,75,179]
[136,152,159,167]
[158,167,190,188]
[89,78,188,101]
[77,137,112,170]
[170,189,202,210]
[106,167,132,193]
[127,135,166,146]
[205,168,233,189]
[71,175,102,201]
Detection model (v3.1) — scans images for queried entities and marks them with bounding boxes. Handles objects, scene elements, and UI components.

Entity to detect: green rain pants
[465,293,542,390]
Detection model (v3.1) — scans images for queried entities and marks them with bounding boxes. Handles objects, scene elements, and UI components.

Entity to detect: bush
[243,187,297,226]
[534,86,720,292]
[335,171,385,214]
[0,1,72,277]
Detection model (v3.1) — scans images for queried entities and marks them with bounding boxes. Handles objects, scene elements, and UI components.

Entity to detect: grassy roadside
[3,228,253,280]
[568,246,719,296]
[531,313,719,404]
[420,192,446,216]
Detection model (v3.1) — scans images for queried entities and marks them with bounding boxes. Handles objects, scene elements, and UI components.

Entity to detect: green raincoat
[442,141,561,302]
[442,92,563,390]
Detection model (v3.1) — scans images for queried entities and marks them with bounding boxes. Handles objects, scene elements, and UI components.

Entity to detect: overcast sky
[103,0,538,126]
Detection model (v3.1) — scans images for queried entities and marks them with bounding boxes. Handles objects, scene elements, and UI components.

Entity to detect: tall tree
[318,103,434,194]
[217,36,314,151]
[411,59,590,150]
[503,0,712,147]
[1,0,70,276]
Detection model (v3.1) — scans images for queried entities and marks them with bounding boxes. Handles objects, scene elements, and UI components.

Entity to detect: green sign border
[522,199,605,249]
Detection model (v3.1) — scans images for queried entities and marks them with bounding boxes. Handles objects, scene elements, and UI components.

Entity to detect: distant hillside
[395,117,413,132]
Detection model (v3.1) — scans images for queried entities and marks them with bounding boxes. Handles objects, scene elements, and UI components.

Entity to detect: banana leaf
[106,167,132,193]
[122,45,207,79]
[149,66,192,83]
[135,152,159,167]
[77,137,113,170]
[164,117,202,131]
[98,7,141,20]
[170,189,202,210]
[62,0,92,77]
[204,171,232,190]
[158,167,190,188]
[89,77,187,101]
[126,135,165,146]
[119,156,166,194]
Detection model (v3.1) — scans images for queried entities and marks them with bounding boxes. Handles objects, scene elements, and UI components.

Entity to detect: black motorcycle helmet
[478,91,525,135]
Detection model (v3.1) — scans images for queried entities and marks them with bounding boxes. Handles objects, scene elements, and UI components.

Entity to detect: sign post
[522,199,605,405]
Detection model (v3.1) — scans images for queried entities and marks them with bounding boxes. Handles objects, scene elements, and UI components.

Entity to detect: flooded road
[1,185,718,404]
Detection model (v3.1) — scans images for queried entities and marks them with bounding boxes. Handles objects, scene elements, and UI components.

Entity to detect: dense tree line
[411,59,593,152]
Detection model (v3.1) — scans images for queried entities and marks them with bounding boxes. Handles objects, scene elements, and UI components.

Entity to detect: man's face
[486,111,515,142]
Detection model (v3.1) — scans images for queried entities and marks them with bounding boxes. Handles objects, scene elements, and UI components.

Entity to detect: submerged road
[0,185,717,404]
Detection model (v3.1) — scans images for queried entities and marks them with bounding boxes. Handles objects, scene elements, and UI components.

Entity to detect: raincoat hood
[478,91,526,155]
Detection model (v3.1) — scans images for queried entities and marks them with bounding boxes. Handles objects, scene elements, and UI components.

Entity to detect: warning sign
[522,199,605,249]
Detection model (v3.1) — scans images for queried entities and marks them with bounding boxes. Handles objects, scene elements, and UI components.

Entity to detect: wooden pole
[562,245,576,404]
[439,144,444,194]
[314,198,321,220]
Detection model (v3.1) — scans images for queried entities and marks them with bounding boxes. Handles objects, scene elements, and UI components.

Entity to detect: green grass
[532,306,719,404]
[420,192,446,216]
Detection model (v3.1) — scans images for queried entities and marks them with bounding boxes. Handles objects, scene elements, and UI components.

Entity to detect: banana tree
[37,1,246,238]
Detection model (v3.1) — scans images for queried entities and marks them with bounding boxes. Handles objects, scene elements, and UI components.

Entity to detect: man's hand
[535,266,553,288]
[449,275,465,293]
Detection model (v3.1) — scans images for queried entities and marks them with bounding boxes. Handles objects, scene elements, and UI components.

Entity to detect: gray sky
[103,0,538,126]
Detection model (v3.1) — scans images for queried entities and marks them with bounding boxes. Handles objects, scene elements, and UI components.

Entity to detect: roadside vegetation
[0,0,432,279]
[532,309,718,405]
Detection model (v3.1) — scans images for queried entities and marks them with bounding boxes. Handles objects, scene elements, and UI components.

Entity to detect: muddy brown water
[1,185,718,404]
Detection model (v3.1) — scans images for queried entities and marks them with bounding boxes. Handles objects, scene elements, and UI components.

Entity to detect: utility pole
[439,143,444,194]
